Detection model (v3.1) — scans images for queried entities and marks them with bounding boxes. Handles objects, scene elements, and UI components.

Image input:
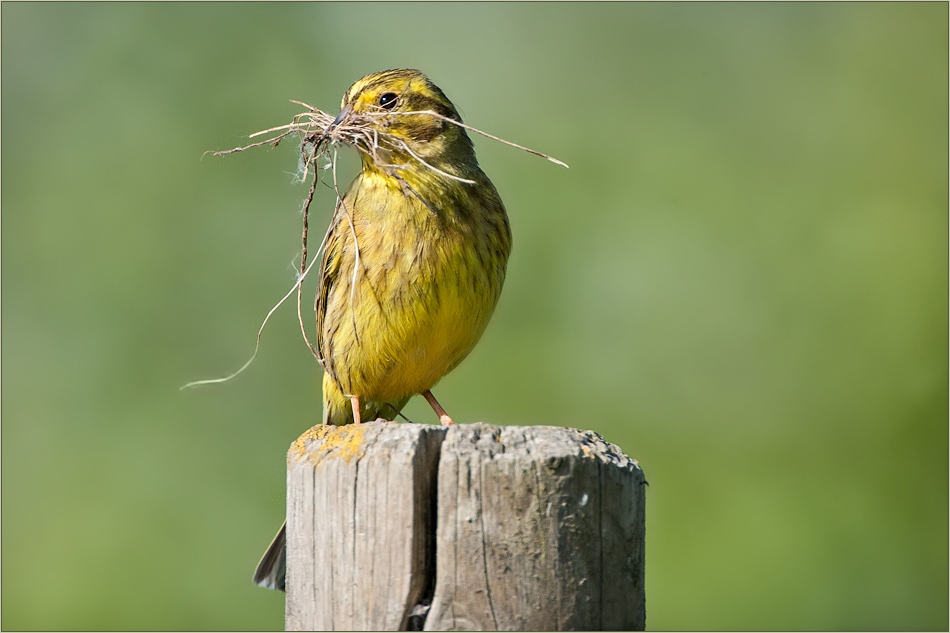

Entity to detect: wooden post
[284,422,646,631]
[284,422,447,631]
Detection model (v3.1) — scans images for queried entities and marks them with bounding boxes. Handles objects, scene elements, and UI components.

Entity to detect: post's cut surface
[424,424,646,631]
[284,422,446,631]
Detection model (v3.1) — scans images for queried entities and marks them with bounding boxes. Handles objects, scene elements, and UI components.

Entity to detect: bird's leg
[349,395,362,425]
[422,390,454,426]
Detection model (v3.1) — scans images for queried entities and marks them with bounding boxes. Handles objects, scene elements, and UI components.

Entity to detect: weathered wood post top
[283,422,645,631]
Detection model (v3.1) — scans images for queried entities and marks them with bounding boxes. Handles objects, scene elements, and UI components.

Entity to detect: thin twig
[211,135,289,156]
[296,168,323,364]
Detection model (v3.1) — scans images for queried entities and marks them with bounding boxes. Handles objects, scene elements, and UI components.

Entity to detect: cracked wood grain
[285,422,446,631]
[424,424,646,631]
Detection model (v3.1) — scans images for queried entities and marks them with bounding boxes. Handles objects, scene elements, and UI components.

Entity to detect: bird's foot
[423,390,454,426]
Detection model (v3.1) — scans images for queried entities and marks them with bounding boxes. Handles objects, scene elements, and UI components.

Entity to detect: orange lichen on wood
[289,423,368,465]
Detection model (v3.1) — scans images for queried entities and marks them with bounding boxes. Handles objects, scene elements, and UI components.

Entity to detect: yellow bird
[253,69,511,590]
[316,69,511,427]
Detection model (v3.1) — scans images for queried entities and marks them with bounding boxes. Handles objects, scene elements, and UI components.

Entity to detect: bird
[253,69,512,590]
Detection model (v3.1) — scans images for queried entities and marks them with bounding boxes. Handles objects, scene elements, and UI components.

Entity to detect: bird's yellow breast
[319,168,510,418]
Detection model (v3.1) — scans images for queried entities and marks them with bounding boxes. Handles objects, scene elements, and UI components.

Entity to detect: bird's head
[329,69,478,180]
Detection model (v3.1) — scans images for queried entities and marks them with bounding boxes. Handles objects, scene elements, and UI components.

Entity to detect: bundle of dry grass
[214,100,566,179]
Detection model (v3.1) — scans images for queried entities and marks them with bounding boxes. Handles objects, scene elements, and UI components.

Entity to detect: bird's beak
[329,103,352,132]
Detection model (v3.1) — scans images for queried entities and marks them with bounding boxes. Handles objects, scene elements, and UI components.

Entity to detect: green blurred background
[2,3,946,630]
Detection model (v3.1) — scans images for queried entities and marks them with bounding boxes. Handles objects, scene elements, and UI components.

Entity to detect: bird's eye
[378,92,398,110]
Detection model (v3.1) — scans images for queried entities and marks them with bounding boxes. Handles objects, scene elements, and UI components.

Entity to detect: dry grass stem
[296,172,323,366]
[180,252,323,390]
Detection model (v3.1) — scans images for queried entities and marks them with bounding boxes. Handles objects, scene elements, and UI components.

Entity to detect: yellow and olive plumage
[316,69,511,426]
[253,69,511,590]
